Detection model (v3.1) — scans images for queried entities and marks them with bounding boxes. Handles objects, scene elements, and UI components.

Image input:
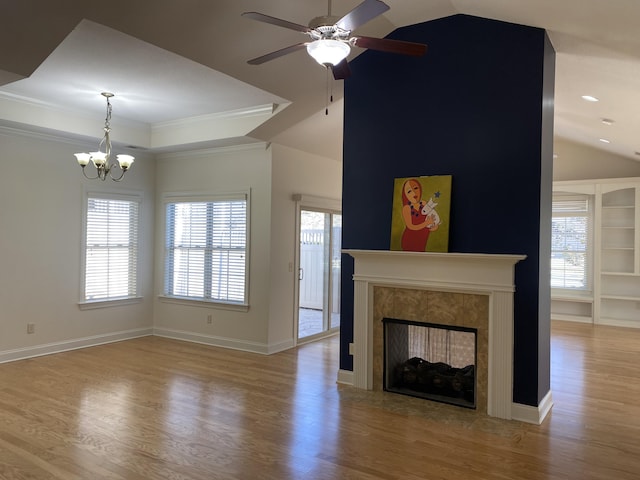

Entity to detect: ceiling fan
[242,0,428,79]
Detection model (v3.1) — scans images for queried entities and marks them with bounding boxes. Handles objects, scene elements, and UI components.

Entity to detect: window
[82,193,141,304]
[164,193,248,305]
[551,194,592,291]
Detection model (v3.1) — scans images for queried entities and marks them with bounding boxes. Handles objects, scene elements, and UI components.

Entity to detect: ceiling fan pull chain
[326,66,331,115]
[325,66,336,115]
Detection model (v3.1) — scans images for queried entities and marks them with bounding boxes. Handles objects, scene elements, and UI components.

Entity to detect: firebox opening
[382,317,477,409]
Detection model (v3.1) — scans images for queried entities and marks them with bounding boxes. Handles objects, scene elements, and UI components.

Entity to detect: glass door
[298,209,341,341]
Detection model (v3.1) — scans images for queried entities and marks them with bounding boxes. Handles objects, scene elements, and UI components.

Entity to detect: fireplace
[344,249,525,420]
[383,318,477,409]
[372,287,489,412]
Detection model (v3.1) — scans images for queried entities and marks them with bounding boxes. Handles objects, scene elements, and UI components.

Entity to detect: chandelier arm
[108,164,127,182]
[81,165,100,180]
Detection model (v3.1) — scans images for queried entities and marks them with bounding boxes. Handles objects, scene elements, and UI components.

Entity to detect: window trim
[79,189,143,308]
[157,295,249,312]
[78,296,143,311]
[161,190,251,308]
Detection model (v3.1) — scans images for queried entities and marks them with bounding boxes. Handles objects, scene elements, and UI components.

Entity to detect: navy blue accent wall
[340,14,554,407]
[536,34,555,404]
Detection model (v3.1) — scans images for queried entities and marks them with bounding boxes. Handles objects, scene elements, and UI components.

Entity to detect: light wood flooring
[0,321,639,479]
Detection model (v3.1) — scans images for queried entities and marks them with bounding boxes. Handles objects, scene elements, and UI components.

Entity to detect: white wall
[268,144,343,346]
[0,127,342,360]
[153,144,274,351]
[554,138,640,180]
[0,128,156,362]
[152,142,342,353]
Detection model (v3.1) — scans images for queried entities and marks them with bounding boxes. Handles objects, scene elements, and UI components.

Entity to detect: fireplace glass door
[383,318,477,409]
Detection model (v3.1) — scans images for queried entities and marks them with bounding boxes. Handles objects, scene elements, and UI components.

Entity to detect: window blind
[164,196,247,304]
[551,195,592,290]
[84,196,139,301]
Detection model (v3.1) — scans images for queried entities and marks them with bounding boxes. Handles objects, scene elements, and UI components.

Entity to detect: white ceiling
[1,0,639,162]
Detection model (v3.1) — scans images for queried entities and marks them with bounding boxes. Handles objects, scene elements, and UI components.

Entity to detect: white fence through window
[299,228,341,313]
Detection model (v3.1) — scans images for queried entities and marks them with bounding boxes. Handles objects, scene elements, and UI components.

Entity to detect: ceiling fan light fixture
[306,39,350,66]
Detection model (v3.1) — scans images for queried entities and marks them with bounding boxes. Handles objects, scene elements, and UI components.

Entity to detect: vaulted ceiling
[1,0,639,162]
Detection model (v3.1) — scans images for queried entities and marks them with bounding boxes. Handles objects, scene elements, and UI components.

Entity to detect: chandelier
[74,92,134,181]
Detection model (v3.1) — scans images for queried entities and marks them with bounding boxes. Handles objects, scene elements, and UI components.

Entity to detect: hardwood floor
[0,321,639,479]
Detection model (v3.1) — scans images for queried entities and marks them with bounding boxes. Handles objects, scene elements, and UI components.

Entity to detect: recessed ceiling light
[599,138,610,144]
[601,118,614,125]
[581,95,599,102]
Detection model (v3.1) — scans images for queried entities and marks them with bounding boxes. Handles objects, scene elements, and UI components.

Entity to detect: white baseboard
[337,369,354,385]
[0,327,295,364]
[0,328,153,364]
[265,339,295,354]
[596,317,640,329]
[511,390,553,424]
[153,327,294,355]
[551,314,592,324]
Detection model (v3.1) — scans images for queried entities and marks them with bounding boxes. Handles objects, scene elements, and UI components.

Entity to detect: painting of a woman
[390,175,451,252]
[400,178,440,251]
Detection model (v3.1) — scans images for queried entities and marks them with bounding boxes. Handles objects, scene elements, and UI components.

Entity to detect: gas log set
[391,357,475,407]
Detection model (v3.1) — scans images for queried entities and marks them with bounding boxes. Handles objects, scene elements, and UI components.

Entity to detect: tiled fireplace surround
[375,287,487,410]
[343,250,527,421]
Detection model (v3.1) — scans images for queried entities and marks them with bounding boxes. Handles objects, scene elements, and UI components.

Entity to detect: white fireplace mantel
[344,249,526,420]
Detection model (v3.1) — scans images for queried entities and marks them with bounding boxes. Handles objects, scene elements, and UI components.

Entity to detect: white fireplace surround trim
[343,249,530,421]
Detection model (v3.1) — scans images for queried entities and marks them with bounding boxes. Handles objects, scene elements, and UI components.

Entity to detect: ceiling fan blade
[247,43,308,65]
[331,59,352,80]
[242,12,311,34]
[353,36,427,56]
[335,0,390,32]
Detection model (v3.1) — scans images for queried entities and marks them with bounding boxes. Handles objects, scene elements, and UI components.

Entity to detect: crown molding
[154,141,269,161]
[151,103,285,129]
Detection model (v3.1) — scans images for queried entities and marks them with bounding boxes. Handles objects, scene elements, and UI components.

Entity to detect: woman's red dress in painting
[401,203,430,251]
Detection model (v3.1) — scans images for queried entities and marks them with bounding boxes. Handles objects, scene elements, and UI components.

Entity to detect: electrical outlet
[27,323,35,334]
[207,314,213,324]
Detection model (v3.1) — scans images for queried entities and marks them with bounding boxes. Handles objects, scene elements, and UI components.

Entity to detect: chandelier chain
[105,96,112,130]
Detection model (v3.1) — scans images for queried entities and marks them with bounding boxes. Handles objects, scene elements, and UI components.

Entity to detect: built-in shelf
[551,294,593,302]
[601,295,640,301]
[550,313,593,323]
[553,178,640,328]
[551,294,593,323]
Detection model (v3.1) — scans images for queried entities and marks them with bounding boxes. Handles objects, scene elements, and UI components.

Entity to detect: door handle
[299,267,304,281]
